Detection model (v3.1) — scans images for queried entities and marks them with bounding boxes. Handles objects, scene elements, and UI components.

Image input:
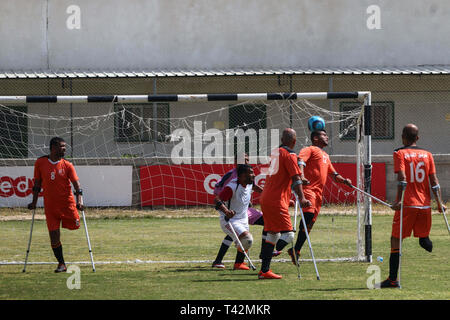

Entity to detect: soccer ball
[308,116,326,132]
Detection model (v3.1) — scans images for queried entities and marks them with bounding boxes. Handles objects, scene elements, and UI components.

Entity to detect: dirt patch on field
[2,202,446,221]
[0,204,400,221]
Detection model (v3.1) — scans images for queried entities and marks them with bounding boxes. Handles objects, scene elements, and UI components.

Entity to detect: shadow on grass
[164,266,261,281]
[167,266,219,273]
[191,275,259,283]
[298,287,368,292]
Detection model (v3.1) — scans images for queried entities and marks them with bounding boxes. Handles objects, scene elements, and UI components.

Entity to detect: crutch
[225,218,256,270]
[432,185,450,235]
[23,209,36,273]
[292,198,301,279]
[398,181,407,289]
[80,210,96,272]
[294,193,320,280]
[351,185,392,208]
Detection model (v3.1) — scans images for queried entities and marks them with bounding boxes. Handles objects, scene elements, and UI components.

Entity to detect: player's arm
[430,173,447,212]
[391,150,406,211]
[332,172,352,187]
[72,180,85,211]
[292,175,311,208]
[391,170,406,211]
[297,163,310,185]
[27,178,42,210]
[252,183,263,193]
[327,161,351,187]
[297,153,310,185]
[428,154,446,212]
[215,187,235,220]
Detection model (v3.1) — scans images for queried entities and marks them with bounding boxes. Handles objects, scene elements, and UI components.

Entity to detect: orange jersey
[299,146,337,197]
[393,146,436,207]
[260,146,302,212]
[34,156,79,210]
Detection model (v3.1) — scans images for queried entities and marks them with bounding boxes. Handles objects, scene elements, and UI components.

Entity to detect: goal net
[0,92,371,265]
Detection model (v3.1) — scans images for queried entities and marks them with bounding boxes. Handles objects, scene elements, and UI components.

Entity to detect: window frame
[114,103,170,143]
[339,101,395,140]
[0,105,28,158]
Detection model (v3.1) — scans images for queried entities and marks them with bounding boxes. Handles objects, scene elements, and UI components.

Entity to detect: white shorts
[220,216,249,244]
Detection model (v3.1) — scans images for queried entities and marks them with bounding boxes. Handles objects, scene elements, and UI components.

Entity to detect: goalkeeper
[211,154,287,268]
[214,164,260,270]
[212,154,265,269]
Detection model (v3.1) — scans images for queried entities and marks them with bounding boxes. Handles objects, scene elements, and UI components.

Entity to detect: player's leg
[234,230,253,270]
[52,207,80,272]
[219,218,236,268]
[212,235,233,268]
[285,196,317,262]
[254,215,282,257]
[49,229,67,272]
[419,237,433,252]
[248,207,263,225]
[415,208,433,252]
[286,212,315,264]
[45,209,67,272]
[228,220,256,270]
[274,231,295,252]
[388,236,401,285]
[258,209,292,279]
[259,231,282,279]
[232,221,253,270]
[294,211,315,251]
[380,208,414,288]
[220,218,254,269]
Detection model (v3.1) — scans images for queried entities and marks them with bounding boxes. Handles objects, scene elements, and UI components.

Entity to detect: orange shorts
[261,203,292,233]
[391,207,431,239]
[45,205,80,231]
[303,192,322,223]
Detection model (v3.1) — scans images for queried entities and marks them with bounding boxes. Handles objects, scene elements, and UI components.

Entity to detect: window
[0,106,28,158]
[229,104,267,156]
[340,101,394,140]
[115,104,170,142]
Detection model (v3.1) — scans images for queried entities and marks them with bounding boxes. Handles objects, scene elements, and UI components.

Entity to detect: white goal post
[0,91,373,263]
[0,91,369,104]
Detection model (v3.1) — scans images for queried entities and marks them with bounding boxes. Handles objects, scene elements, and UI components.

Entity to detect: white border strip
[0,257,362,266]
[0,92,367,104]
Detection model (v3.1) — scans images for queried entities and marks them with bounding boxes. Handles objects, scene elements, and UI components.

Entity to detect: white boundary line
[1,257,362,266]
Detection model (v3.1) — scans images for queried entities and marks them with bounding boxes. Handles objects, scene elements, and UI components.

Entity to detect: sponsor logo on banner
[203,174,222,195]
[1,166,132,207]
[0,176,38,198]
[140,163,386,206]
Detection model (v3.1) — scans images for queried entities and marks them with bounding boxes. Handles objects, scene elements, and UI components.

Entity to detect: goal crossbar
[0,91,370,104]
[0,90,374,263]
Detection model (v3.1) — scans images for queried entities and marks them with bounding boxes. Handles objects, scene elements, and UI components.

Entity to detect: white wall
[0,166,133,207]
[1,0,450,71]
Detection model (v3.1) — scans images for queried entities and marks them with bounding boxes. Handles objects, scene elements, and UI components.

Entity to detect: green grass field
[0,207,449,300]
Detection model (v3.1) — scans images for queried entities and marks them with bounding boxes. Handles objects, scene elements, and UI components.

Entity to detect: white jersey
[219,178,253,237]
[220,178,252,223]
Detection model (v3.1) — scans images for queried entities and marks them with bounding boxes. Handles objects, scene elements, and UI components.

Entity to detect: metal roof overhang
[1,66,449,79]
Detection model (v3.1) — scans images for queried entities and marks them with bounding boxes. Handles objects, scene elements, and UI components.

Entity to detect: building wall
[1,0,450,71]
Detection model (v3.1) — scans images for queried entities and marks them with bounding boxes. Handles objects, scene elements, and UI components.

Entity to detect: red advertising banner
[140,163,386,206]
